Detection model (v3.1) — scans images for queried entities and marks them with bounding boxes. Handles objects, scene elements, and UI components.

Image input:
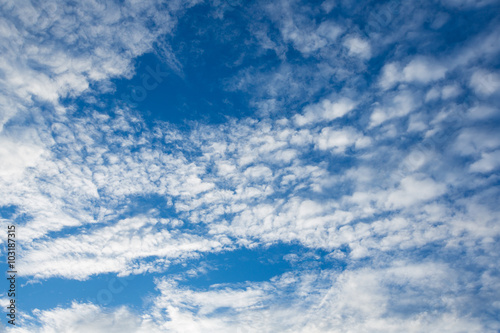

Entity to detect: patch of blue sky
[179,243,348,289]
[16,273,154,312]
[0,205,18,220]
[15,242,346,313]
[0,207,33,228]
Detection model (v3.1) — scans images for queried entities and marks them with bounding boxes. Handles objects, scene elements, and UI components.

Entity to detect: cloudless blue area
[17,274,155,312]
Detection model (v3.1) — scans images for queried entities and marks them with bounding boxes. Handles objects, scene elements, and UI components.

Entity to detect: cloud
[294,98,357,126]
[453,128,500,156]
[467,104,497,120]
[379,58,447,90]
[0,0,198,130]
[379,63,402,90]
[13,262,496,332]
[315,126,371,152]
[343,36,371,59]
[402,58,448,83]
[370,91,419,127]
[385,176,447,209]
[469,69,500,97]
[10,302,157,333]
[469,150,500,173]
[19,216,231,280]
[0,133,45,182]
[264,1,342,55]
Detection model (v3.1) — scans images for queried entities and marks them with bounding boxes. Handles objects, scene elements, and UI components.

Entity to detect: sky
[0,0,499,332]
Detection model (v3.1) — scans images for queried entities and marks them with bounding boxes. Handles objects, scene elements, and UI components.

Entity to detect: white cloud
[316,21,343,42]
[20,216,230,280]
[265,2,342,55]
[467,104,497,120]
[454,128,500,155]
[379,63,401,90]
[379,58,447,90]
[0,134,45,182]
[469,69,500,97]
[11,302,158,333]
[385,176,447,210]
[13,263,494,332]
[441,84,462,99]
[402,58,447,83]
[370,91,418,127]
[343,36,371,59]
[294,98,357,126]
[470,150,500,173]
[316,127,370,152]
[0,0,198,131]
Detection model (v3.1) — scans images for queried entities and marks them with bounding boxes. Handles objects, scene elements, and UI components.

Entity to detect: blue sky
[0,0,500,332]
